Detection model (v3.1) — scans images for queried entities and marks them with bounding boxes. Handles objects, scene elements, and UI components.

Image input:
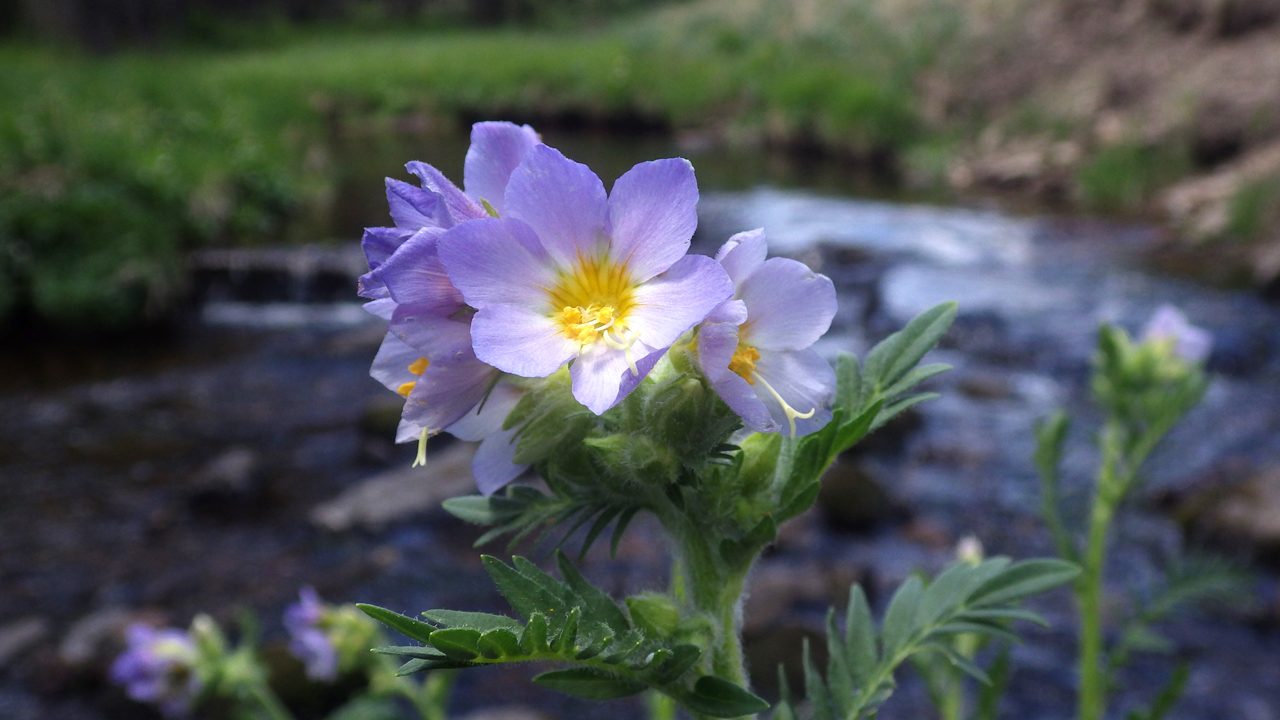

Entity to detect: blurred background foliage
[2,0,1279,332]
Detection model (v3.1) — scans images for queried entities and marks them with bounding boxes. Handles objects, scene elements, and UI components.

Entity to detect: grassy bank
[1,0,957,330]
[7,0,1277,330]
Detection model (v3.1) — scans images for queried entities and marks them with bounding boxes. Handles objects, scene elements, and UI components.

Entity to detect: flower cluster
[111,624,202,717]
[283,587,382,682]
[363,122,837,493]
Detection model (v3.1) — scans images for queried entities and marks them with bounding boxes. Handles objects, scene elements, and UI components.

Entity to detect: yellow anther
[729,345,762,384]
[407,357,430,375]
[561,304,618,346]
[397,381,417,397]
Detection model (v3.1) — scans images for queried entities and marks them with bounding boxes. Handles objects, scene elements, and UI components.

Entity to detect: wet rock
[310,442,478,532]
[1217,0,1280,36]
[817,460,902,533]
[1179,465,1280,562]
[743,624,826,697]
[187,447,267,520]
[0,618,48,669]
[57,607,158,670]
[956,371,1016,400]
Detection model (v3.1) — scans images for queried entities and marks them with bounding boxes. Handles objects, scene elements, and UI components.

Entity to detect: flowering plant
[356,123,1082,719]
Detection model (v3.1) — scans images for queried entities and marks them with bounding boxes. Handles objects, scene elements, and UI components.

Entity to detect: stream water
[2,131,1278,720]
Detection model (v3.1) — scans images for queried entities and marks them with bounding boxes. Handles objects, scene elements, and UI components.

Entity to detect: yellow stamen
[407,357,430,375]
[729,345,762,384]
[548,254,638,350]
[397,381,416,397]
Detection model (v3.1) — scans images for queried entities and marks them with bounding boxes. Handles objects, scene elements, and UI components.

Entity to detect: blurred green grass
[0,0,961,330]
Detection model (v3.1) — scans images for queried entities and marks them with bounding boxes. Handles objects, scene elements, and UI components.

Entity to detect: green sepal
[625,593,680,638]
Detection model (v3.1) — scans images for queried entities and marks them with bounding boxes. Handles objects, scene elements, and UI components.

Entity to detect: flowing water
[2,131,1278,719]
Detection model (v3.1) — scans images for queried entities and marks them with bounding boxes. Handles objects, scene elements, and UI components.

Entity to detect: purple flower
[1141,304,1212,365]
[437,145,734,414]
[696,229,837,436]
[110,624,200,717]
[359,122,542,308]
[284,588,339,682]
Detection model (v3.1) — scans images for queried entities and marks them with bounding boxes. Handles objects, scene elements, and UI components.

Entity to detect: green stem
[249,683,296,720]
[665,512,753,718]
[1076,495,1114,720]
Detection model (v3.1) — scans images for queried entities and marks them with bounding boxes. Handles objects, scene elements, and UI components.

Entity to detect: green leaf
[832,400,884,456]
[652,643,701,684]
[371,645,449,660]
[555,550,631,636]
[774,665,799,720]
[881,575,924,658]
[933,620,1023,646]
[429,628,482,661]
[676,676,771,718]
[866,302,957,390]
[721,515,778,567]
[600,629,645,664]
[974,646,1012,720]
[478,628,523,659]
[356,604,437,644]
[919,642,990,685]
[844,584,878,688]
[824,609,855,715]
[1035,411,1077,561]
[578,506,621,561]
[611,507,640,558]
[803,637,835,720]
[521,613,549,654]
[919,561,988,626]
[835,352,862,413]
[871,392,939,431]
[552,607,581,654]
[442,495,527,525]
[422,610,523,633]
[970,559,1080,607]
[953,607,1049,627]
[395,656,476,675]
[532,668,646,700]
[482,556,572,627]
[881,363,951,400]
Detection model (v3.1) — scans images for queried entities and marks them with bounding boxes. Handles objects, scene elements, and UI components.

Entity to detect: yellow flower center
[546,254,642,373]
[397,357,431,397]
[728,344,761,384]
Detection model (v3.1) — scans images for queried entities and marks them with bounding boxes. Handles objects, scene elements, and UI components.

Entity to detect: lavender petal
[504,145,609,267]
[470,304,578,377]
[464,122,541,215]
[715,228,768,288]
[607,158,698,282]
[625,254,734,350]
[738,258,837,351]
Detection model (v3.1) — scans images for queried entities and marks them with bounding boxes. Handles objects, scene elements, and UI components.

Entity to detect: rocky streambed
[1,188,1279,720]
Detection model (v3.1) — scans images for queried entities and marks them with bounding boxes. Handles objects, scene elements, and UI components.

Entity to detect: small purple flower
[110,624,200,717]
[284,588,339,682]
[1141,304,1212,365]
[438,145,734,414]
[359,121,542,308]
[696,229,837,436]
[363,122,546,477]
